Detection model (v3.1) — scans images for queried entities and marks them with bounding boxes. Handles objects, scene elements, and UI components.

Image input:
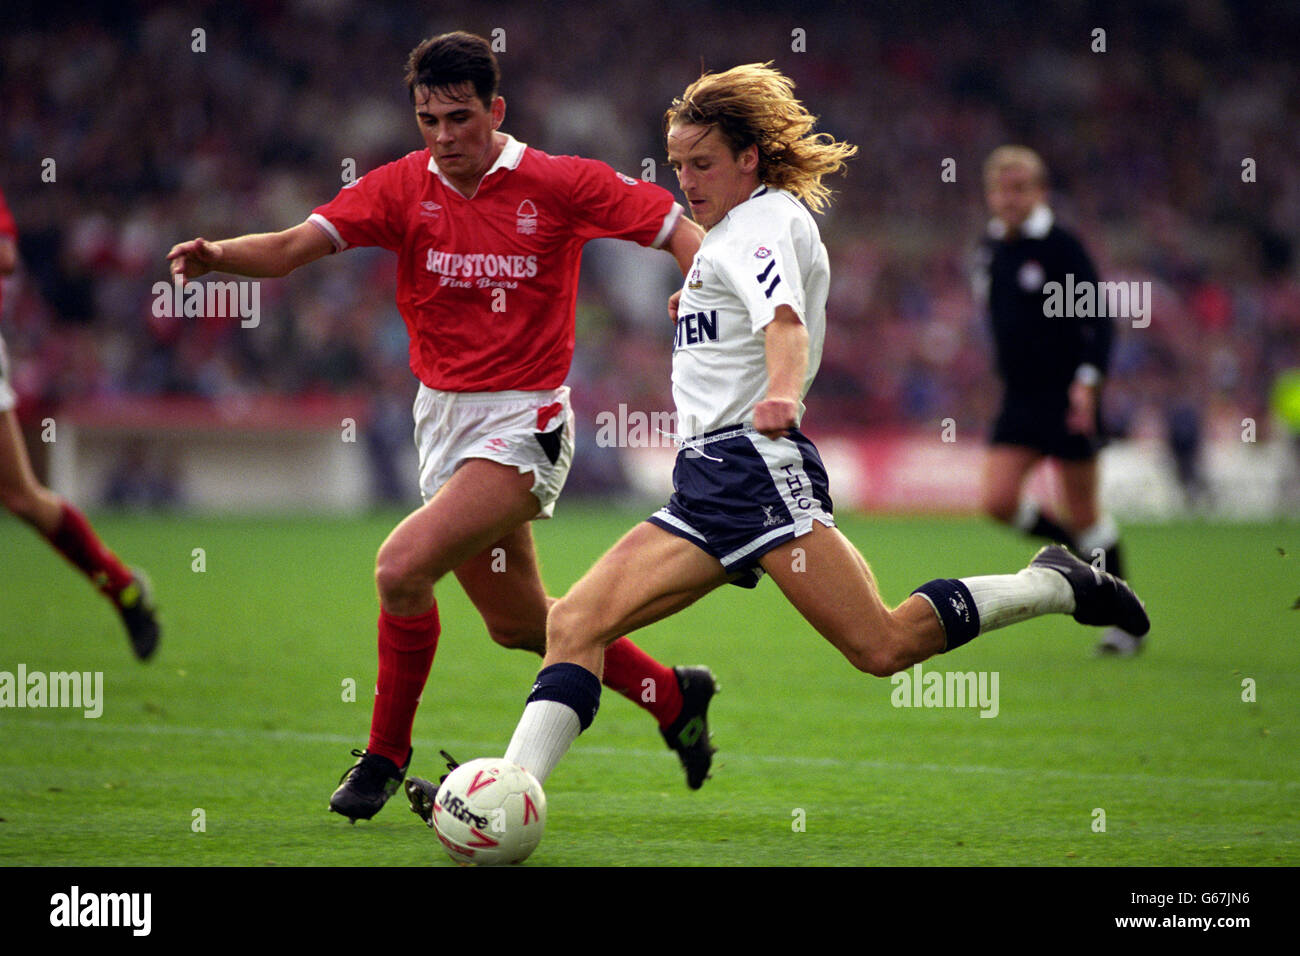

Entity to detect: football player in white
[499,63,1149,793]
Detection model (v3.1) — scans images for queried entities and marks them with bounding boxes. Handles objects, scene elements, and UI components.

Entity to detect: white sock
[1011,498,1041,533]
[959,567,1075,633]
[505,700,581,785]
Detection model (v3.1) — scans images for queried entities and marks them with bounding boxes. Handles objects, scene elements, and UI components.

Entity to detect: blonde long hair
[665,63,857,213]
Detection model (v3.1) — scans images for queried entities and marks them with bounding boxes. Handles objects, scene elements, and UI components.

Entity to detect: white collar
[427,134,527,196]
[988,202,1053,240]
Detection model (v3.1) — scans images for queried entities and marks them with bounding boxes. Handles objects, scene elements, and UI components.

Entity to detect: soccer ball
[432,758,547,866]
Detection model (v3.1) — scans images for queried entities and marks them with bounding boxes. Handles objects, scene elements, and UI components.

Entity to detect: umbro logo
[676,716,704,746]
[419,201,442,218]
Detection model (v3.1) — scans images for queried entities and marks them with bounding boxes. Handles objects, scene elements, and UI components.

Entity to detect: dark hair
[404,32,500,108]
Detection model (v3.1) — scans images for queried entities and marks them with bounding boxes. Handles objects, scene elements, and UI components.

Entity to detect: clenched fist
[166,238,224,282]
[753,397,798,439]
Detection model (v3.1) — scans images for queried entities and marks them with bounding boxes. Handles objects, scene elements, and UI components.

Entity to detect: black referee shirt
[978,206,1113,395]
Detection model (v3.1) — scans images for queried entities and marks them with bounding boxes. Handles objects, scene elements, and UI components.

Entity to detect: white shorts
[414,384,575,519]
[0,333,15,413]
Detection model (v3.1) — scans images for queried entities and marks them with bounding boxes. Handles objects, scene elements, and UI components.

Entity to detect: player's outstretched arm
[166,221,334,282]
[663,216,704,276]
[753,305,808,439]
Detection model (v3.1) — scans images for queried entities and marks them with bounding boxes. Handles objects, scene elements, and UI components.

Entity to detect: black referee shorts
[990,391,1103,460]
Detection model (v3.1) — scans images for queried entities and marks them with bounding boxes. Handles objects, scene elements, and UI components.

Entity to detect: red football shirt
[0,187,15,315]
[309,136,682,391]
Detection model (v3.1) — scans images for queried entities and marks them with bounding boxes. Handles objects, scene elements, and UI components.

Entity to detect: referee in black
[976,145,1142,655]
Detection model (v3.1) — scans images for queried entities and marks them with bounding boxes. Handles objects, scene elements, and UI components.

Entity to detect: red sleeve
[0,187,16,241]
[559,157,681,247]
[308,153,416,252]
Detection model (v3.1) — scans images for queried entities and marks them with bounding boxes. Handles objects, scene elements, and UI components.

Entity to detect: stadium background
[1,0,1297,880]
[1,0,1297,515]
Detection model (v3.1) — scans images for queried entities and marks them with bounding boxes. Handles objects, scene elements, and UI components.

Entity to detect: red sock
[602,637,683,728]
[367,603,441,767]
[43,502,134,599]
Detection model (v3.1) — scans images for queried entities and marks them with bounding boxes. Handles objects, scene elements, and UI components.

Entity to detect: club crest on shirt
[516,199,538,235]
[754,246,772,259]
[1017,260,1045,292]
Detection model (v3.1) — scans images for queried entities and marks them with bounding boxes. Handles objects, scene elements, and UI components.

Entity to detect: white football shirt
[671,186,828,437]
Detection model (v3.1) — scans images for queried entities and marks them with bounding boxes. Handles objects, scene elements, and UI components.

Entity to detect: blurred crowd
[1,0,1296,502]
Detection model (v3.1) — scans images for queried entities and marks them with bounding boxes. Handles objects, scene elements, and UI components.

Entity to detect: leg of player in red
[0,407,160,659]
[329,459,718,822]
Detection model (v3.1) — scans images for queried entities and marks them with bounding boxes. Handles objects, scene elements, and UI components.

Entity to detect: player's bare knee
[374,548,429,606]
[844,625,918,678]
[545,597,604,658]
[849,645,909,678]
[486,620,545,652]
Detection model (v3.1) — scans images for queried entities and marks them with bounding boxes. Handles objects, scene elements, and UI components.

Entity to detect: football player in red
[0,184,160,659]
[167,32,716,821]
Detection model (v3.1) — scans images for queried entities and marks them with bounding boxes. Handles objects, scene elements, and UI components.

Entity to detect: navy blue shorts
[647,426,835,588]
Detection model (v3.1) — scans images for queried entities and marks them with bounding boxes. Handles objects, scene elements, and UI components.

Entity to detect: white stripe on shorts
[745,433,829,536]
[718,522,797,569]
[650,508,707,543]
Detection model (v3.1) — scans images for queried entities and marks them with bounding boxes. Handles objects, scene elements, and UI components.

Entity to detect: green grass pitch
[1,508,1296,866]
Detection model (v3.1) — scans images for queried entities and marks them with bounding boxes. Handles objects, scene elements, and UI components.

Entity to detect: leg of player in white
[507,522,729,779]
[504,515,1144,786]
